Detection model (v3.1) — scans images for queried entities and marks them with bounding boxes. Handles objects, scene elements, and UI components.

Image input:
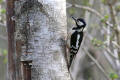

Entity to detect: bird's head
[77,18,86,27]
[72,17,86,31]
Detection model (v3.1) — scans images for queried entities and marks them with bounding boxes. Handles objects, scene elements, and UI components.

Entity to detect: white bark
[14,0,71,80]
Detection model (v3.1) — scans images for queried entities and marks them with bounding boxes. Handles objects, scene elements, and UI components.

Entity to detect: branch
[67,2,102,18]
[85,32,118,60]
[106,0,118,26]
[66,3,113,27]
[112,41,120,49]
[74,4,102,18]
[104,47,118,59]
[83,47,110,80]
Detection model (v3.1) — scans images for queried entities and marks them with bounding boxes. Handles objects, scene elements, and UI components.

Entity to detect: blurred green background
[0,0,7,80]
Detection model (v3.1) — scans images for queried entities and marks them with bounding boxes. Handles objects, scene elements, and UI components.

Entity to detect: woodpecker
[69,17,86,67]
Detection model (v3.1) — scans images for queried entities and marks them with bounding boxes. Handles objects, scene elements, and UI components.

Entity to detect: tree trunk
[7,0,71,80]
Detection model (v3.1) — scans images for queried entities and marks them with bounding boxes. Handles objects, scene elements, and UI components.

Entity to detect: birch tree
[7,0,71,80]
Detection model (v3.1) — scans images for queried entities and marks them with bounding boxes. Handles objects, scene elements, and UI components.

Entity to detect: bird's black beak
[72,16,77,22]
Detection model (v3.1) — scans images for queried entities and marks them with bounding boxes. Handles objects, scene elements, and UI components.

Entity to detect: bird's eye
[77,21,83,26]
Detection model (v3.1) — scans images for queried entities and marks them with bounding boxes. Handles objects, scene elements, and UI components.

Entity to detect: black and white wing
[69,31,83,67]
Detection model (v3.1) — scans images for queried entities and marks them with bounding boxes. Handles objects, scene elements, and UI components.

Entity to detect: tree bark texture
[7,0,71,80]
[6,0,16,80]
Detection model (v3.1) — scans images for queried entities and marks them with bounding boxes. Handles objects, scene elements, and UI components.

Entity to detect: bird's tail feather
[69,53,76,68]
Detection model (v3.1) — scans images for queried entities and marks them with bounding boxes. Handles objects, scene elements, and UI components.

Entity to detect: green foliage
[3,57,7,64]
[3,49,7,56]
[101,18,105,23]
[3,49,8,64]
[101,0,105,3]
[115,5,120,12]
[68,8,76,15]
[0,9,6,14]
[101,14,109,25]
[109,73,119,80]
[91,38,104,47]
[0,0,3,4]
[101,0,107,5]
[0,48,8,64]
[83,0,92,7]
[104,14,109,20]
[86,3,92,7]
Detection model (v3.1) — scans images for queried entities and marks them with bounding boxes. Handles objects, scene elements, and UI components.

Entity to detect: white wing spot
[76,35,80,48]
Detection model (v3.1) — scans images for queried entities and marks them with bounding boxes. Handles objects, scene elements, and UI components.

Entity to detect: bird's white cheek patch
[77,21,84,26]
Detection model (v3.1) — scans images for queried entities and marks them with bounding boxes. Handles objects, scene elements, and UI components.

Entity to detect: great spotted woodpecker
[69,17,86,67]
